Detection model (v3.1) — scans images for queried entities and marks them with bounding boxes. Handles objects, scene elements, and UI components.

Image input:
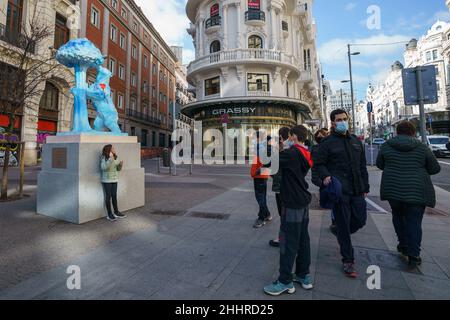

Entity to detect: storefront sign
[248,0,260,10]
[210,4,219,16]
[212,107,256,116]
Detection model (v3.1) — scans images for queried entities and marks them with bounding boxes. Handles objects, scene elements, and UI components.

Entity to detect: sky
[135,0,450,101]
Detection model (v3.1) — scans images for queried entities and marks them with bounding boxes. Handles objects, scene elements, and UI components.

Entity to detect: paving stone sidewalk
[1,167,450,300]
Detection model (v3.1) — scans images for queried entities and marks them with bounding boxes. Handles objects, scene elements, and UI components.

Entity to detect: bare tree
[0,2,65,200]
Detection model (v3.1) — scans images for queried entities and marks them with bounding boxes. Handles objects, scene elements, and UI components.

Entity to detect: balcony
[299,69,313,83]
[205,15,221,34]
[247,90,271,97]
[126,108,162,126]
[245,10,265,27]
[188,49,300,76]
[0,23,36,54]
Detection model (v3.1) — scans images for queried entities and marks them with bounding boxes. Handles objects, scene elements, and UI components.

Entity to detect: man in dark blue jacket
[313,109,370,278]
[264,125,314,296]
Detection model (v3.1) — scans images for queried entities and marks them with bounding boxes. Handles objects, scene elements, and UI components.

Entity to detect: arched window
[39,82,59,112]
[248,35,263,49]
[210,40,221,53]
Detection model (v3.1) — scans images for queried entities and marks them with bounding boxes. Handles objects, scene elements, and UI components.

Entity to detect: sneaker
[265,215,273,222]
[408,256,422,269]
[253,219,266,228]
[263,281,295,296]
[107,215,117,222]
[292,274,314,290]
[114,212,127,219]
[269,239,280,248]
[397,245,408,257]
[330,224,338,237]
[343,263,358,278]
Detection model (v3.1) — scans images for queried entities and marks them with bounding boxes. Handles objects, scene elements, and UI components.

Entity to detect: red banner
[210,4,219,16]
[37,119,57,132]
[0,115,21,129]
[248,0,260,10]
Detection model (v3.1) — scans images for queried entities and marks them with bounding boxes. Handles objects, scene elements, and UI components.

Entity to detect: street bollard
[157,156,160,173]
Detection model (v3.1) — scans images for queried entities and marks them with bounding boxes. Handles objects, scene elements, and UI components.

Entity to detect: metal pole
[415,66,427,144]
[340,89,344,109]
[157,156,160,174]
[348,44,357,132]
[370,115,374,166]
[172,101,177,176]
[18,142,25,197]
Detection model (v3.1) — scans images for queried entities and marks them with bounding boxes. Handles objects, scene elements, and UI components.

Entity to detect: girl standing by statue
[101,144,126,221]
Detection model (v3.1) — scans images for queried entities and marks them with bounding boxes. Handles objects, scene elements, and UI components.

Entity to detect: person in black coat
[313,109,370,278]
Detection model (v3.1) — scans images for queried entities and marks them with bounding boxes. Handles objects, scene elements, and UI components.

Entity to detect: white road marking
[365,198,388,214]
[438,161,450,166]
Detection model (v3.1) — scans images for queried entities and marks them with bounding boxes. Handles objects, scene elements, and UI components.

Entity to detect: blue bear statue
[86,66,122,134]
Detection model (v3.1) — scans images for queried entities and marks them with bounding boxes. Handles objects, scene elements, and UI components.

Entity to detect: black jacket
[313,131,370,195]
[310,144,322,187]
[279,145,312,209]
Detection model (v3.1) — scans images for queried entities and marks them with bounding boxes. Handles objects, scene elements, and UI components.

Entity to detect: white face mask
[283,140,294,149]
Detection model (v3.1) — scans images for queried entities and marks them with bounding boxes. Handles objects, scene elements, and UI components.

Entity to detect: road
[433,158,450,192]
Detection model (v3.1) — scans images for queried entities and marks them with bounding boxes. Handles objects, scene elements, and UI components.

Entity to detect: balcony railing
[188,49,300,74]
[205,15,221,29]
[126,108,161,126]
[245,10,265,22]
[282,21,289,32]
[0,23,36,54]
[247,91,271,97]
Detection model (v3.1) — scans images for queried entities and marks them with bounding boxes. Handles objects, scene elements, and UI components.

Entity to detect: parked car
[427,135,450,158]
[372,138,386,146]
[0,151,19,167]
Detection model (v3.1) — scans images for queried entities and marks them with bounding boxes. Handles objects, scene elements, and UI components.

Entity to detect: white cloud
[134,0,190,47]
[345,3,357,11]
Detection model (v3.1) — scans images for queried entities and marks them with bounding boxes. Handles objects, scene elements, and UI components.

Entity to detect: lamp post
[347,45,360,133]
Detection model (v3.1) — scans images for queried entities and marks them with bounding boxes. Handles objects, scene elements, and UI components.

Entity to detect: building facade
[0,0,179,166]
[182,0,322,142]
[0,0,78,166]
[81,0,178,149]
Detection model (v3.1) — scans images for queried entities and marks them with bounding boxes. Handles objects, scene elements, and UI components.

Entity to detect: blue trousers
[254,178,271,220]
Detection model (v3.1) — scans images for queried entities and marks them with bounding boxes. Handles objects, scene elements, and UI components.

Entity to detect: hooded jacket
[279,144,313,209]
[376,135,441,208]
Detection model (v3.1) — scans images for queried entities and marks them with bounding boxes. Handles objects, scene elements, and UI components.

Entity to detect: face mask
[285,140,295,148]
[335,121,349,134]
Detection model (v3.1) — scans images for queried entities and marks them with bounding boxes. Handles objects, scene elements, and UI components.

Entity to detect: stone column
[236,2,242,49]
[269,6,277,49]
[222,4,228,50]
[199,16,205,56]
[102,8,110,57]
[0,0,8,26]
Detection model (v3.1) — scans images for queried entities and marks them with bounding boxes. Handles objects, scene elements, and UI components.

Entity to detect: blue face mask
[335,121,349,134]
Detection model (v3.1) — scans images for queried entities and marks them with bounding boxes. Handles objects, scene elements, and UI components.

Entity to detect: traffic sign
[402,66,438,106]
[367,102,373,113]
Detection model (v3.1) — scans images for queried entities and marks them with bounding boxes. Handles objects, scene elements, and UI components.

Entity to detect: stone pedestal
[37,135,145,224]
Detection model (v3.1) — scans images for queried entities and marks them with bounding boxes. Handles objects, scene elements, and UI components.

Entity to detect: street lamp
[340,80,350,112]
[347,44,360,133]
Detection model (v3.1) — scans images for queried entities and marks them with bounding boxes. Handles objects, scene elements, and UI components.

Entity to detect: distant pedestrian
[264,125,313,296]
[269,127,291,248]
[376,121,440,268]
[313,109,370,278]
[100,144,126,221]
[251,132,272,228]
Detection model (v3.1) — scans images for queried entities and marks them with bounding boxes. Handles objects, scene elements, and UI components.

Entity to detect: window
[152,86,156,98]
[91,6,100,28]
[119,33,126,49]
[144,55,148,68]
[133,21,138,32]
[210,40,221,53]
[5,0,24,36]
[132,45,137,59]
[109,57,116,75]
[131,98,137,110]
[39,82,59,112]
[426,51,432,62]
[118,64,125,80]
[248,73,269,92]
[152,63,157,74]
[111,0,118,10]
[121,8,127,20]
[110,24,117,42]
[131,73,137,87]
[110,89,115,104]
[433,49,438,60]
[143,81,148,93]
[152,131,156,147]
[205,76,220,96]
[248,35,263,49]
[141,129,148,147]
[131,126,136,136]
[54,14,69,50]
[304,49,311,70]
[117,93,124,109]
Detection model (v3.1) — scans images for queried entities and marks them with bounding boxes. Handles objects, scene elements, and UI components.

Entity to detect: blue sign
[367,102,373,113]
[402,66,438,106]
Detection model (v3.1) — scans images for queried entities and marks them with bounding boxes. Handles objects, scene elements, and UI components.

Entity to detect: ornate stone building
[182,0,322,137]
